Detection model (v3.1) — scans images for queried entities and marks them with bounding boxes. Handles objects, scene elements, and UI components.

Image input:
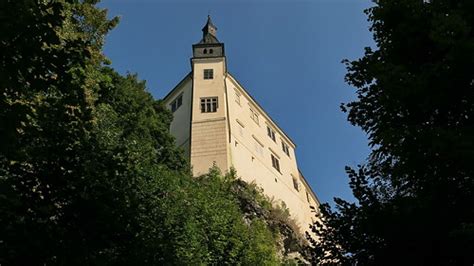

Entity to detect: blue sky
[100,0,374,205]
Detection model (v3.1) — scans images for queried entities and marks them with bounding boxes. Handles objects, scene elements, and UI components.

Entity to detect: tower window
[236,119,245,137]
[267,126,276,142]
[235,90,241,105]
[200,97,218,113]
[203,49,207,54]
[238,123,244,137]
[271,154,280,172]
[252,135,264,157]
[282,142,290,157]
[209,48,214,54]
[292,177,300,191]
[254,139,263,156]
[170,93,183,112]
[203,69,213,79]
[250,108,259,125]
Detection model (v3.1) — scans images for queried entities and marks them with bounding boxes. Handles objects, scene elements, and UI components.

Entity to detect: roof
[199,34,220,44]
[162,72,192,102]
[199,15,220,44]
[226,72,297,148]
[202,15,217,31]
[298,169,321,206]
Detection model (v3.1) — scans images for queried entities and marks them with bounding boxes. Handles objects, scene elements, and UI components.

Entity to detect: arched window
[209,49,214,54]
[203,49,207,54]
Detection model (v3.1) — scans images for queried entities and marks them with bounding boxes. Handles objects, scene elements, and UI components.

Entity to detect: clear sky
[100,0,374,205]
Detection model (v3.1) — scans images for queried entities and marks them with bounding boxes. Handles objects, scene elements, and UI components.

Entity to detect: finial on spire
[200,15,219,44]
[192,15,225,58]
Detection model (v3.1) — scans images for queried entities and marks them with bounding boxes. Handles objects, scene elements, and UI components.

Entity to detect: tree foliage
[0,0,304,264]
[308,0,474,264]
[160,167,282,264]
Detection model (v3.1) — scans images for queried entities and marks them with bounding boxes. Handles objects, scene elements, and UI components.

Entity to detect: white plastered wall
[164,66,319,234]
[164,75,192,159]
[225,74,318,232]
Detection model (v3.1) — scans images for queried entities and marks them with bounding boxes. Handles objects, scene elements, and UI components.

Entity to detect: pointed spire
[200,15,219,44]
[202,15,217,35]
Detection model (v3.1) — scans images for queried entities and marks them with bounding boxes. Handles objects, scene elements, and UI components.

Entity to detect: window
[203,49,207,54]
[200,97,218,113]
[292,177,300,191]
[282,142,290,157]
[235,90,241,105]
[255,140,263,156]
[209,48,214,54]
[237,121,244,137]
[236,119,245,137]
[267,126,276,142]
[253,135,264,156]
[170,94,183,112]
[238,124,244,137]
[250,108,259,125]
[203,69,213,79]
[306,191,311,203]
[271,154,280,172]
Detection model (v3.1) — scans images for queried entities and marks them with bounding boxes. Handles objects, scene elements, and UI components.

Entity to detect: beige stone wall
[190,118,228,175]
[189,57,230,176]
[225,74,318,232]
[165,59,320,235]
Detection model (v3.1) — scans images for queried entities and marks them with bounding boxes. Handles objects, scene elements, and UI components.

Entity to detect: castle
[163,16,320,231]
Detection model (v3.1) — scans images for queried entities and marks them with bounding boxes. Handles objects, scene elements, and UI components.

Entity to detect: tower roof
[202,15,217,32]
[199,15,220,44]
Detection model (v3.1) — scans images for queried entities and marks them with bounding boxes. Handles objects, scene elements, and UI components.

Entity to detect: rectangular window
[292,177,300,191]
[253,135,264,156]
[306,191,311,203]
[203,69,214,79]
[235,90,241,105]
[200,97,218,113]
[170,93,183,112]
[250,108,259,125]
[238,124,244,137]
[267,126,276,142]
[282,142,290,157]
[255,140,263,156]
[271,154,280,172]
[236,119,245,137]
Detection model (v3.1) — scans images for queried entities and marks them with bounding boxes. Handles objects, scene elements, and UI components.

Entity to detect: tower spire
[200,15,219,44]
[193,15,225,58]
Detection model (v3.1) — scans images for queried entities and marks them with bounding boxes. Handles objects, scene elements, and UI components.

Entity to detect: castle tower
[189,15,229,175]
[163,16,320,232]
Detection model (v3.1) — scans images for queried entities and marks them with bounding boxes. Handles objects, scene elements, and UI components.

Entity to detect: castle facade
[163,16,320,231]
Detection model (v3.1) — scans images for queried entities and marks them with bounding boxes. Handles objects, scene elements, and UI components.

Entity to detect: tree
[0,1,300,264]
[0,0,186,263]
[160,167,281,264]
[308,0,474,265]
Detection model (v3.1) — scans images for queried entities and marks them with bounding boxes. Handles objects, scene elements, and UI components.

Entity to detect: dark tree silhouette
[0,1,303,264]
[307,0,474,265]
